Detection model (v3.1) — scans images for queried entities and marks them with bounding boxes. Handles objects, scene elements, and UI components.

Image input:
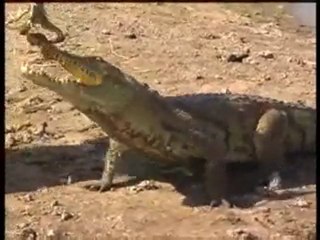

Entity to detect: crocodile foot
[209,198,232,208]
[6,3,65,43]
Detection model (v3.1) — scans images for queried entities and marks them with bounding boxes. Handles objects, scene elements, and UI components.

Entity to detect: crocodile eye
[85,69,91,76]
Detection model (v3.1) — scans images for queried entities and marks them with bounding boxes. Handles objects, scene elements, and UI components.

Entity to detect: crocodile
[19,32,316,206]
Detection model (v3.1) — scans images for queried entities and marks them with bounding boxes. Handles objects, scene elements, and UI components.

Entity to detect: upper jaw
[20,62,79,85]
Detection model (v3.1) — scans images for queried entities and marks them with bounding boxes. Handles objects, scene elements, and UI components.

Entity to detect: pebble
[101,29,112,35]
[226,50,250,63]
[124,32,137,39]
[258,50,274,59]
[60,211,73,221]
[195,74,204,80]
[50,200,60,207]
[47,229,56,238]
[202,33,220,40]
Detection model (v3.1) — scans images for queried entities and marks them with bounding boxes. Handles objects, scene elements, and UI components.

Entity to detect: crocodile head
[21,33,139,112]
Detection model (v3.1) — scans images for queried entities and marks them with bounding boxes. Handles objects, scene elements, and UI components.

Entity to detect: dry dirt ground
[5,3,316,240]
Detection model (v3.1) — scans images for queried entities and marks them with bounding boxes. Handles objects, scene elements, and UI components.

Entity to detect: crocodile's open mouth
[20,62,79,85]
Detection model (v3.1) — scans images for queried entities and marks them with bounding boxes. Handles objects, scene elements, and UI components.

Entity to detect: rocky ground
[5,3,316,239]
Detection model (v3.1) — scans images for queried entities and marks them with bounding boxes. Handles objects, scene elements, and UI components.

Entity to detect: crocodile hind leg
[82,139,127,192]
[253,108,289,189]
[6,3,65,43]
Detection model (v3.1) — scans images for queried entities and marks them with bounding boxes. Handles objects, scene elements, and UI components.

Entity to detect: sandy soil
[5,3,316,239]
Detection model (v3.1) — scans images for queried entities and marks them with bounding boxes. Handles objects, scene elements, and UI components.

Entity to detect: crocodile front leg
[82,139,127,192]
[204,160,230,208]
[253,108,289,188]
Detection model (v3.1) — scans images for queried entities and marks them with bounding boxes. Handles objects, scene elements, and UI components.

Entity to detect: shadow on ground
[5,137,315,208]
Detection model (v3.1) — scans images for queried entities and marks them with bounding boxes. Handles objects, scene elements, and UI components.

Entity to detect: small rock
[47,229,56,238]
[195,74,204,80]
[101,29,112,35]
[214,75,223,80]
[50,200,60,207]
[226,51,250,63]
[125,32,137,39]
[258,50,274,59]
[263,75,271,81]
[82,26,90,31]
[239,37,248,43]
[60,211,73,221]
[287,57,294,63]
[202,33,220,40]
[296,58,306,67]
[281,73,288,79]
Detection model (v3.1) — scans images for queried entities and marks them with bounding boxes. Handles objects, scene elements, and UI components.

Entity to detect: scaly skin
[22,33,229,206]
[21,33,316,206]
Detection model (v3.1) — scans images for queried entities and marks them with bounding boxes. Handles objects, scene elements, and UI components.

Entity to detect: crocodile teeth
[20,64,30,74]
[21,62,75,84]
[39,66,45,74]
